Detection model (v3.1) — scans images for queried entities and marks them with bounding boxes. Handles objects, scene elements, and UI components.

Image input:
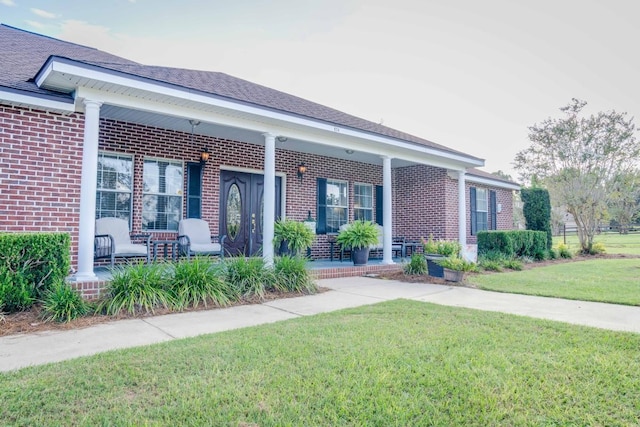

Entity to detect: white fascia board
[467,175,521,190]
[0,87,75,113]
[39,58,483,167]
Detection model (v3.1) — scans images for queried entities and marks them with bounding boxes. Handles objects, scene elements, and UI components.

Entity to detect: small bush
[97,262,172,315]
[41,281,91,323]
[589,242,606,255]
[0,271,34,313]
[225,257,275,299]
[274,256,316,294]
[556,243,573,259]
[479,259,503,272]
[404,253,427,275]
[0,232,70,298]
[502,259,524,271]
[436,257,478,272]
[170,257,236,309]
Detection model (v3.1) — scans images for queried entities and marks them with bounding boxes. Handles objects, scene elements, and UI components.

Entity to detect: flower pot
[278,240,295,256]
[443,268,465,282]
[425,254,445,278]
[352,247,370,266]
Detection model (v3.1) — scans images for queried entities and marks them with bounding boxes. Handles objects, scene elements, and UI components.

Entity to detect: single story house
[0,24,519,293]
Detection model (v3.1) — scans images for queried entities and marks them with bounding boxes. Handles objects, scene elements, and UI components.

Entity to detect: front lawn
[556,232,640,255]
[469,258,640,306]
[2,300,640,426]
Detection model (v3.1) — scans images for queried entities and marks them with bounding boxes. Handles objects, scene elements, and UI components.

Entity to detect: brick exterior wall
[1,103,514,275]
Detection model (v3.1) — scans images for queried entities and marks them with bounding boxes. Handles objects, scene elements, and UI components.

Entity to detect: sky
[2,0,640,179]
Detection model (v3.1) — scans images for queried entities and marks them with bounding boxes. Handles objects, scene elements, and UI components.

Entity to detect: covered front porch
[34,57,484,283]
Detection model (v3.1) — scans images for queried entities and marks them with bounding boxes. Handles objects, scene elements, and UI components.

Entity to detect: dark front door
[220,170,281,256]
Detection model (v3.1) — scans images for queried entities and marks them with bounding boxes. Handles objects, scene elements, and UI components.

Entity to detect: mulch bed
[0,288,329,338]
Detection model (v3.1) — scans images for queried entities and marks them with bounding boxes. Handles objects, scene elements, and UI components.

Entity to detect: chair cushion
[114,243,148,256]
[96,217,132,246]
[179,219,212,245]
[189,243,222,254]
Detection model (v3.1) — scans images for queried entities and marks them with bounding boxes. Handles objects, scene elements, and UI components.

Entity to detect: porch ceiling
[100,105,418,167]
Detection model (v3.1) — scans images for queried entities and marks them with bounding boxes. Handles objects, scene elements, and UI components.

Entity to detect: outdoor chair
[177,218,226,260]
[94,217,151,267]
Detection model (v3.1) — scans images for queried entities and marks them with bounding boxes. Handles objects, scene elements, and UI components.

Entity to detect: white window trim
[96,151,134,226]
[142,157,184,231]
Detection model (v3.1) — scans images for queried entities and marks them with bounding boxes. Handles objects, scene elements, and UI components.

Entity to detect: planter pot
[352,247,370,266]
[278,240,295,256]
[425,254,445,278]
[443,268,465,282]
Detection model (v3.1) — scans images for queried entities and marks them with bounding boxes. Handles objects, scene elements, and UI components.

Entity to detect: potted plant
[421,235,461,278]
[336,220,379,265]
[436,257,477,282]
[274,219,315,256]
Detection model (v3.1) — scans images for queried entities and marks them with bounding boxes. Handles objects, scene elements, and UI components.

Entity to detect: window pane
[96,153,132,224]
[327,207,348,233]
[326,180,347,207]
[477,212,488,231]
[477,189,488,212]
[143,159,183,231]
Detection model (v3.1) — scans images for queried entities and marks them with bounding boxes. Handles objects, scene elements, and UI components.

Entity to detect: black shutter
[186,163,203,219]
[316,178,327,234]
[470,187,477,236]
[489,190,497,230]
[375,185,383,226]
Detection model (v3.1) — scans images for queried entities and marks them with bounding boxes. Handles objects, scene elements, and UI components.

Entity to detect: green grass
[555,232,640,255]
[470,258,640,305]
[1,300,639,425]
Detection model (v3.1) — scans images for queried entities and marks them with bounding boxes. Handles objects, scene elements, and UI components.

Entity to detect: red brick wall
[0,105,84,267]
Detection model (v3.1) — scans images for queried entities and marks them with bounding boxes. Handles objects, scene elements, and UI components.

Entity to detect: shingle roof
[0,23,477,159]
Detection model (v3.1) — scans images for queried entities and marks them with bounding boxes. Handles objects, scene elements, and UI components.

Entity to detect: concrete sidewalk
[2,277,639,372]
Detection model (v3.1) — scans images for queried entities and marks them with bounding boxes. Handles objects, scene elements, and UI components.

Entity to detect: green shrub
[0,270,34,313]
[502,259,524,271]
[41,281,91,323]
[421,235,461,257]
[0,233,70,298]
[556,243,573,259]
[274,256,317,294]
[477,230,547,259]
[97,263,172,315]
[479,259,503,272]
[404,253,427,275]
[436,257,478,272]
[589,242,606,255]
[225,257,275,299]
[521,188,553,249]
[170,257,236,309]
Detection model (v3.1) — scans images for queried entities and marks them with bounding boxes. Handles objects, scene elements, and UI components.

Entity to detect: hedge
[521,188,553,249]
[477,230,548,259]
[0,232,71,300]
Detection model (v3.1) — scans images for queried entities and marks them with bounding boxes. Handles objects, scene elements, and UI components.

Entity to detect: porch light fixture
[297,163,307,181]
[200,148,210,164]
[277,136,288,143]
[345,149,354,154]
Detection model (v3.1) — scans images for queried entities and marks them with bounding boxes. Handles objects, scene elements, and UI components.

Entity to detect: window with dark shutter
[470,187,477,235]
[186,163,203,219]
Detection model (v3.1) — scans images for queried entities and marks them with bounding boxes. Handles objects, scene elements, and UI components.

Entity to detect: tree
[514,99,640,253]
[521,188,552,249]
[609,172,640,233]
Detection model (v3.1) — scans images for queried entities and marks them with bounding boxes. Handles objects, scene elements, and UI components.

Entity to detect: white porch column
[382,156,394,265]
[262,133,276,266]
[458,170,467,256]
[75,100,102,281]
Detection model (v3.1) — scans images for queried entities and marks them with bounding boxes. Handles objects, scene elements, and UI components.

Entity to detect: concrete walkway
[2,277,639,372]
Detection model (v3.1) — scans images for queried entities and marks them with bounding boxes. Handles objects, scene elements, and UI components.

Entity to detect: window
[96,152,133,224]
[471,187,497,235]
[316,178,348,234]
[142,158,183,231]
[476,188,488,232]
[326,179,348,233]
[354,183,373,221]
